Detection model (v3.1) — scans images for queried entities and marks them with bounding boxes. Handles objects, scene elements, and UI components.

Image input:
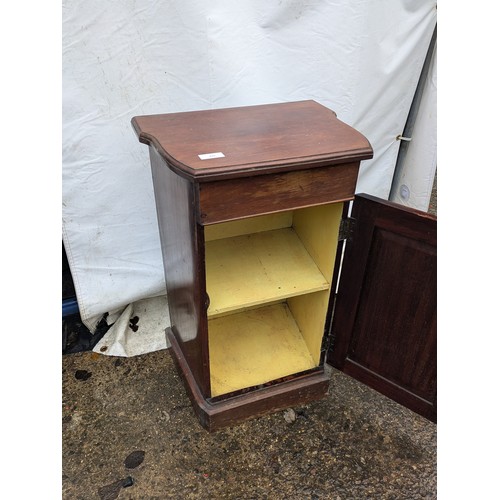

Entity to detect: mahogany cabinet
[132,100,436,431]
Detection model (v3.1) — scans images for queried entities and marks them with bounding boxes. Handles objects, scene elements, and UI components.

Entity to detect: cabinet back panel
[204,211,293,242]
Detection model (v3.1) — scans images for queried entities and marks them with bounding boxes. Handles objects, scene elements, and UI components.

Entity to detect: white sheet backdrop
[63,0,437,333]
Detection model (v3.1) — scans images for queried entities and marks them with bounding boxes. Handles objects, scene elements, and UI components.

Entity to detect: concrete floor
[62,349,436,499]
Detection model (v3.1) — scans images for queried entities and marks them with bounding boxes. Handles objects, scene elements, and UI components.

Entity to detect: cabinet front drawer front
[197,162,359,225]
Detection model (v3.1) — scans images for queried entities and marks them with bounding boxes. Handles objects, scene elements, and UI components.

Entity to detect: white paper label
[198,152,225,160]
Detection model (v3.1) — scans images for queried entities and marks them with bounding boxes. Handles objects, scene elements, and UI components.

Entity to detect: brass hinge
[338,217,356,242]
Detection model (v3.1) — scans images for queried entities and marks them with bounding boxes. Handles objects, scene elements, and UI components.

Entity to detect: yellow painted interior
[205,211,293,242]
[205,202,342,397]
[208,304,316,397]
[292,203,342,280]
[288,290,331,365]
[205,228,330,319]
[290,203,343,362]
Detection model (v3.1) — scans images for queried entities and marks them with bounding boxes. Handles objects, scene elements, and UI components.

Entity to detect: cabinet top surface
[132,100,373,181]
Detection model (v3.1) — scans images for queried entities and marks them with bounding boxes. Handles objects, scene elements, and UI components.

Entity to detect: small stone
[122,476,134,488]
[284,408,297,424]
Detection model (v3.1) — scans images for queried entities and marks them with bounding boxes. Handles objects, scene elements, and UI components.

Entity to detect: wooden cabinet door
[327,194,436,422]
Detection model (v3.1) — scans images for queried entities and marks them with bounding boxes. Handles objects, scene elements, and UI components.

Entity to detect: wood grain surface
[132,100,372,181]
[329,194,437,421]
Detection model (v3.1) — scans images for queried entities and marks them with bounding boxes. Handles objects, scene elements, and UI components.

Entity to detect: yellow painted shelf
[205,228,329,318]
[208,303,316,397]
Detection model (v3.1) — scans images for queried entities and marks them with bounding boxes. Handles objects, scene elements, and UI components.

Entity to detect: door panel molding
[328,194,436,422]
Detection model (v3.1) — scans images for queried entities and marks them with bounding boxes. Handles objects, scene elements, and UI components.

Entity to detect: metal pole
[389,25,437,200]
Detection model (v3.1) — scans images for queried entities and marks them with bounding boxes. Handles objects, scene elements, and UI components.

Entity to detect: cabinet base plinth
[166,328,330,432]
